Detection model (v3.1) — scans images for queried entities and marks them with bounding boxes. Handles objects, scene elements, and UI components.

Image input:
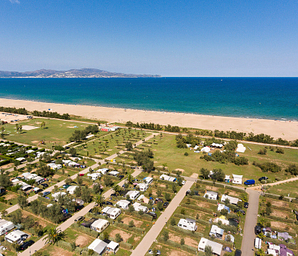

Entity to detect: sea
[0,77,297,121]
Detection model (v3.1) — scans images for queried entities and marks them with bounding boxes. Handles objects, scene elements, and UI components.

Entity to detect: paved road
[241,189,261,256]
[131,180,194,256]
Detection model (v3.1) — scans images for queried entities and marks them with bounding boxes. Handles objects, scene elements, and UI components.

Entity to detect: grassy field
[76,129,150,157]
[2,118,91,148]
[148,134,298,182]
[266,180,298,198]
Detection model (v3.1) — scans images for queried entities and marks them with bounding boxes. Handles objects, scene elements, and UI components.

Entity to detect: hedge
[263,237,297,250]
[169,225,203,238]
[174,213,210,225]
[157,237,197,254]
[181,203,214,214]
[114,222,144,234]
[120,241,133,250]
[71,223,99,237]
[57,240,73,252]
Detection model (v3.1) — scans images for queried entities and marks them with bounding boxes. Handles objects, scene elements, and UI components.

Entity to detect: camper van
[255,237,262,249]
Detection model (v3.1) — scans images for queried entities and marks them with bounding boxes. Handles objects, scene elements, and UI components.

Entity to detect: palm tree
[43,228,66,245]
[127,174,134,184]
[95,194,104,207]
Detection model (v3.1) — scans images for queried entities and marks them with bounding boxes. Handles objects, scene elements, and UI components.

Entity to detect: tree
[200,168,209,179]
[95,194,104,207]
[93,183,102,194]
[11,209,22,225]
[212,169,225,182]
[0,170,12,188]
[180,238,185,245]
[81,187,92,203]
[17,193,28,209]
[157,201,163,211]
[76,175,83,186]
[74,186,82,197]
[69,148,77,156]
[205,245,213,256]
[43,228,66,245]
[163,231,169,241]
[125,142,133,151]
[165,193,171,201]
[170,218,176,226]
[128,220,134,228]
[65,178,73,185]
[128,205,134,213]
[115,233,123,243]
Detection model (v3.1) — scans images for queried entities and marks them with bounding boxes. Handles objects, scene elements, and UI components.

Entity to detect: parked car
[155,198,163,204]
[19,240,34,250]
[41,183,49,188]
[235,209,246,215]
[103,201,113,206]
[118,175,124,179]
[244,179,255,185]
[244,202,249,208]
[75,216,85,222]
[61,213,72,222]
[42,191,51,197]
[163,202,169,208]
[148,249,161,255]
[79,173,84,176]
[259,176,268,182]
[63,184,70,189]
[146,212,157,219]
[235,249,242,256]
[255,225,262,235]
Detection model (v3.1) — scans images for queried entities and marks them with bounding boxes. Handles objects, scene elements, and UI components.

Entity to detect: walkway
[131,180,194,256]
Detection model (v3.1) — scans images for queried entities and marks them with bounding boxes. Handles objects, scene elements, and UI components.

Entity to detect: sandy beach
[1,98,297,141]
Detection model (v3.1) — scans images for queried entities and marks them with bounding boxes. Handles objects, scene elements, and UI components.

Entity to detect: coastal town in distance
[0,103,297,256]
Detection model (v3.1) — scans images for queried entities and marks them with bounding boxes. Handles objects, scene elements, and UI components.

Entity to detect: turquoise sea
[0,77,297,121]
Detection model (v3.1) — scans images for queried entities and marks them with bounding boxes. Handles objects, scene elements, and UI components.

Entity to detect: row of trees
[126,121,180,132]
[32,110,70,120]
[69,125,99,142]
[200,168,225,181]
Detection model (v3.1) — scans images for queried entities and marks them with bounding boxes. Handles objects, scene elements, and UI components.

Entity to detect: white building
[102,207,121,219]
[221,194,241,205]
[88,239,119,255]
[52,192,67,201]
[90,219,110,233]
[108,170,119,177]
[214,217,230,226]
[97,168,109,175]
[132,202,148,213]
[217,204,230,213]
[0,219,14,235]
[159,174,176,182]
[236,144,246,153]
[5,230,29,244]
[177,218,197,232]
[143,177,153,184]
[87,173,102,180]
[116,200,130,210]
[67,185,79,195]
[204,191,218,200]
[125,191,140,200]
[232,174,243,184]
[198,237,223,256]
[137,183,148,192]
[209,225,224,239]
[47,163,62,170]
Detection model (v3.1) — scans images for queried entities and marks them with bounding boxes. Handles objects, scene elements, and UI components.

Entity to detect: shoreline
[1,97,298,141]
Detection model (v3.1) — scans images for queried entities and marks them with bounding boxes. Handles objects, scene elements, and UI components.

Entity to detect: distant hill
[0,68,161,78]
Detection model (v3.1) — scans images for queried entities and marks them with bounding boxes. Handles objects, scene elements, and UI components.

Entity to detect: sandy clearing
[122,217,143,228]
[75,235,92,247]
[109,229,132,242]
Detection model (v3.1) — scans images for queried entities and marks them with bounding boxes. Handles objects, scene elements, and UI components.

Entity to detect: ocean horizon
[0,77,297,121]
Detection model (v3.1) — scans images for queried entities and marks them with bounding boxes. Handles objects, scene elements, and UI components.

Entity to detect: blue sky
[0,0,297,77]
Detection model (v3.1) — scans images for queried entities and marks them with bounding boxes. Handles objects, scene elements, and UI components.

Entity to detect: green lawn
[2,118,91,148]
[148,134,298,183]
[266,180,298,198]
